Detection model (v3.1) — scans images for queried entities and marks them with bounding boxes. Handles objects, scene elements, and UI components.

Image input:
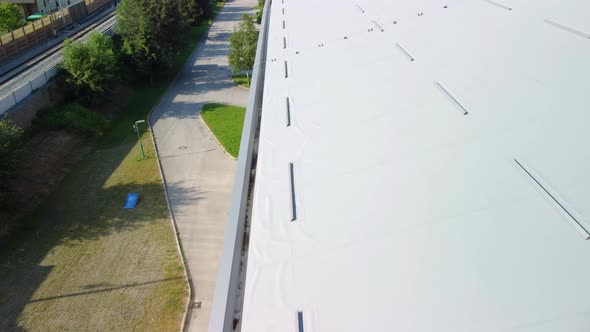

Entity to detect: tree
[256,0,265,24]
[228,14,259,83]
[117,0,186,80]
[0,3,25,34]
[0,119,23,206]
[61,32,118,102]
[196,0,213,20]
[179,0,202,26]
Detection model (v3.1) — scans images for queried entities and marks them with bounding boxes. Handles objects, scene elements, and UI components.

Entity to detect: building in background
[1,0,74,16]
[1,0,37,16]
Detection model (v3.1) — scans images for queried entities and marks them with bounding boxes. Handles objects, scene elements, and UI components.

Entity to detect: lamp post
[134,120,146,159]
[56,0,67,31]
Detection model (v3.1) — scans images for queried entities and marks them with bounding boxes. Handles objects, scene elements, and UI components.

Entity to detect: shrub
[228,14,259,83]
[117,0,186,81]
[256,0,264,24]
[33,104,106,137]
[0,3,25,34]
[61,32,119,104]
[0,119,23,205]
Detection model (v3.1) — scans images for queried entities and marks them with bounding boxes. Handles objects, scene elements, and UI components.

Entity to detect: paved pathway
[149,0,254,330]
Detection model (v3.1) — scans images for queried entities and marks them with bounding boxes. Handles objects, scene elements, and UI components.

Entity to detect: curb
[146,124,193,332]
[147,2,228,331]
[199,114,238,160]
[234,84,250,91]
[148,110,193,332]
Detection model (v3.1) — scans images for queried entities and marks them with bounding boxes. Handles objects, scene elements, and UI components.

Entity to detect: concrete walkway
[149,0,254,330]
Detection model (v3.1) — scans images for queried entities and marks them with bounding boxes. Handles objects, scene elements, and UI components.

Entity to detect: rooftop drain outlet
[286,97,292,127]
[289,162,297,221]
[395,43,414,61]
[354,3,365,14]
[371,20,384,32]
[545,19,590,39]
[482,0,512,10]
[434,82,469,115]
[284,60,289,78]
[514,159,590,240]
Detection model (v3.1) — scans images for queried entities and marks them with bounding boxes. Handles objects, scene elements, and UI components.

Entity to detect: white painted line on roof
[482,0,512,11]
[354,3,365,14]
[297,311,304,332]
[515,159,590,240]
[434,82,469,115]
[286,97,292,127]
[284,60,289,78]
[371,20,384,32]
[395,43,414,61]
[545,19,590,39]
[289,162,297,221]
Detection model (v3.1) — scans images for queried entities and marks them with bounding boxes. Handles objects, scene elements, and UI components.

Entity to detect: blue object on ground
[124,193,139,209]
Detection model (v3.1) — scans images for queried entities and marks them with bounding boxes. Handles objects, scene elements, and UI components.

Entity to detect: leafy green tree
[179,0,203,26]
[0,3,25,34]
[0,119,23,206]
[61,32,118,102]
[196,0,213,20]
[229,14,259,83]
[116,0,186,80]
[256,0,264,24]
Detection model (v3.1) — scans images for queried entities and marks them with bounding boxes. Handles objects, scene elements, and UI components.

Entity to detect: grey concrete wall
[4,83,62,128]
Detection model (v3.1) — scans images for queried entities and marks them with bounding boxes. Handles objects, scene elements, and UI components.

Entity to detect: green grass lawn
[0,4,226,331]
[200,103,246,158]
[232,74,250,88]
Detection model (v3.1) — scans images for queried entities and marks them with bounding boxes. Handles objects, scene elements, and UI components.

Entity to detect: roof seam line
[514,159,590,240]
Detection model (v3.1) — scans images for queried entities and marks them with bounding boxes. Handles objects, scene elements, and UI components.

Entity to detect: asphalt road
[149,0,254,330]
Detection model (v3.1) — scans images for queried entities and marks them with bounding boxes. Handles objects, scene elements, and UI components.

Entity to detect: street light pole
[56,0,67,31]
[134,120,146,159]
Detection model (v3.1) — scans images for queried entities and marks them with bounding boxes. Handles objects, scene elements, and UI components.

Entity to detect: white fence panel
[0,95,16,116]
[45,66,58,78]
[13,83,32,103]
[30,73,47,90]
[1,23,115,116]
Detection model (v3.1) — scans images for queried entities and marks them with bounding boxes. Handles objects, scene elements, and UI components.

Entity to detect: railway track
[0,7,117,88]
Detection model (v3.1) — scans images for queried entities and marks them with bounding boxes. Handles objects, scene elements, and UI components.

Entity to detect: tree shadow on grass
[0,129,195,330]
[0,181,194,327]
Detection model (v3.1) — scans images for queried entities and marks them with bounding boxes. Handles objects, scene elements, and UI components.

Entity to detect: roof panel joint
[515,159,590,240]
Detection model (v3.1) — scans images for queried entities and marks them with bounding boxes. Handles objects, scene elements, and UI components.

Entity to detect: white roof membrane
[241,0,590,331]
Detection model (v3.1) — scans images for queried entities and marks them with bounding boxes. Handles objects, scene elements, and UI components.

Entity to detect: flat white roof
[241,0,590,331]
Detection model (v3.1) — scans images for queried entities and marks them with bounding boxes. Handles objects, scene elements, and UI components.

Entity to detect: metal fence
[0,25,115,117]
